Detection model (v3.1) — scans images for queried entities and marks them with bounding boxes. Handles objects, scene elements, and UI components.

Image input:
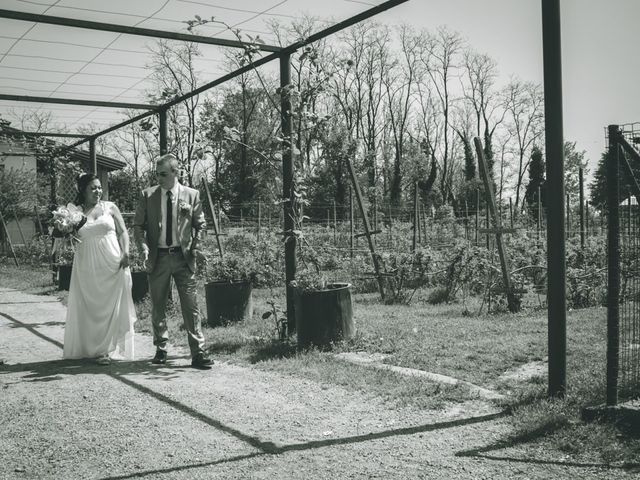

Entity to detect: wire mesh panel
[619,196,640,398]
[607,124,640,403]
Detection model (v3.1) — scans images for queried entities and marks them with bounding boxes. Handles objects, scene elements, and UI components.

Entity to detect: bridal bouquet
[51,203,85,239]
[51,204,86,259]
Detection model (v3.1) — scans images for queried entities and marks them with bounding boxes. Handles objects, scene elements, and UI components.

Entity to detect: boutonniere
[178,199,191,215]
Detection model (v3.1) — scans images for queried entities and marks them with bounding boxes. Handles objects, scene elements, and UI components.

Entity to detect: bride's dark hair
[74,173,99,205]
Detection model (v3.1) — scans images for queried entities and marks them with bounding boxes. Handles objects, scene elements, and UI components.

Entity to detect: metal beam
[0,93,155,110]
[0,130,88,138]
[56,0,410,149]
[541,0,567,398]
[0,9,281,53]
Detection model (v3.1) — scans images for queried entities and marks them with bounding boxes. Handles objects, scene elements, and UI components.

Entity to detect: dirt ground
[0,286,635,479]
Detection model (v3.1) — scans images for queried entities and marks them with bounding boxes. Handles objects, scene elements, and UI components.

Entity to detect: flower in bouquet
[51,203,85,237]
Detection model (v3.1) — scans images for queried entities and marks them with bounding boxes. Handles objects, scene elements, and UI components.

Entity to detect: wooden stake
[201,178,224,259]
[346,158,385,300]
[0,210,19,267]
[474,137,518,313]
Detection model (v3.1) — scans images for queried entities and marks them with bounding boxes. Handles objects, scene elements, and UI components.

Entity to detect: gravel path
[0,287,634,479]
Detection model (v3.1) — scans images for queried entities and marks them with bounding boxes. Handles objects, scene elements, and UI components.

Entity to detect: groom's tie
[166,191,173,247]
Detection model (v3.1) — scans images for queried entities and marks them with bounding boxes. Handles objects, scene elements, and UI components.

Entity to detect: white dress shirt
[159,182,180,248]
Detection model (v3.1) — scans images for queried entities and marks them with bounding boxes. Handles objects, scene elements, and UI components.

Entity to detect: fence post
[465,199,469,241]
[412,181,418,252]
[606,125,621,406]
[257,201,261,241]
[372,195,378,246]
[485,200,490,249]
[387,202,393,247]
[585,201,589,239]
[475,189,479,246]
[349,188,354,259]
[333,200,337,247]
[537,186,542,243]
[579,167,585,249]
[566,194,571,237]
[509,198,514,229]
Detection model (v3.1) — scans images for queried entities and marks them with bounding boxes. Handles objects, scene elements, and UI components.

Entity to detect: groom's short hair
[157,154,180,172]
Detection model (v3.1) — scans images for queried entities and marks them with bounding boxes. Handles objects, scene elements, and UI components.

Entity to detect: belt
[158,246,182,254]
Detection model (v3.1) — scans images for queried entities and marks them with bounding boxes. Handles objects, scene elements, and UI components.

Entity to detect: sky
[1,0,640,185]
[373,0,640,182]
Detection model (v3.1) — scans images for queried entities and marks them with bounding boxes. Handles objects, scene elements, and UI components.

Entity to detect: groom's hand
[141,244,149,268]
[191,248,205,262]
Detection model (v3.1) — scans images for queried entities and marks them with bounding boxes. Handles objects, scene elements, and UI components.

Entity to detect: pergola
[0,0,568,397]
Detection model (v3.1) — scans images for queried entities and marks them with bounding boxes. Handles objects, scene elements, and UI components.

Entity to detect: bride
[62,173,136,364]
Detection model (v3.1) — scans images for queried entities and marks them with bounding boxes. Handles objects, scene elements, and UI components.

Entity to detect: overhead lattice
[0,0,387,135]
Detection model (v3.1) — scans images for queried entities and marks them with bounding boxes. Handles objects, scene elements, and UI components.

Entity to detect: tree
[461,50,506,180]
[564,140,589,199]
[384,25,422,205]
[147,40,203,186]
[503,78,544,216]
[420,26,464,205]
[524,145,545,215]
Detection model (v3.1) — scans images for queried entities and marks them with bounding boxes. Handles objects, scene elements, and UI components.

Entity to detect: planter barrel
[57,264,72,291]
[294,282,354,349]
[130,271,149,302]
[205,280,253,327]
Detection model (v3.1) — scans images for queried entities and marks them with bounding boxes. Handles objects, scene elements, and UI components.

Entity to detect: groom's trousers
[148,250,205,356]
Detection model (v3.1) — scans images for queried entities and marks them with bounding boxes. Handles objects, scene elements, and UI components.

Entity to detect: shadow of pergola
[7,307,586,479]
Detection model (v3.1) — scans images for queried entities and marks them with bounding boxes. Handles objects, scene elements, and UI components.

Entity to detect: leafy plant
[201,251,259,284]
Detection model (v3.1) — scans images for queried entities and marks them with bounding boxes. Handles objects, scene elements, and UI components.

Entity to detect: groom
[133,153,213,369]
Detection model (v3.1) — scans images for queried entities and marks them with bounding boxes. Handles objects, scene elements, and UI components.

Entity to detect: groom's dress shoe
[152,349,167,365]
[191,354,213,369]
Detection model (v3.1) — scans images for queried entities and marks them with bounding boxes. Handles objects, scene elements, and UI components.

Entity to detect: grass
[3,261,639,466]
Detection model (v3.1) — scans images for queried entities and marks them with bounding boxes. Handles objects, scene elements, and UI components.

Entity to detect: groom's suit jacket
[133,183,206,273]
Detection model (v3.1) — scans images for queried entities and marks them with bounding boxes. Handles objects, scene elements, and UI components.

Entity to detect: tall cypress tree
[524,146,545,215]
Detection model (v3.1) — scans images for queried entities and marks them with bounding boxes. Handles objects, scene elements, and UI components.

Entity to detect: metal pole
[89,138,97,174]
[606,125,621,406]
[542,0,567,398]
[579,167,585,249]
[280,54,296,334]
[159,108,168,156]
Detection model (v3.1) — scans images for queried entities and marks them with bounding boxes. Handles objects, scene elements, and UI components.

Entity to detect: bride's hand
[119,253,130,269]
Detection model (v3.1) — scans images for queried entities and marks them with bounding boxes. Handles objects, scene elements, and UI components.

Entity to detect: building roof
[0,125,125,172]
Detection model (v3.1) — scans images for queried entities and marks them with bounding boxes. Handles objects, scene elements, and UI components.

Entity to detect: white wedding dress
[63,202,136,360]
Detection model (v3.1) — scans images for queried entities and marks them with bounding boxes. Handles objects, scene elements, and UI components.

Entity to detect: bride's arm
[110,202,130,268]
